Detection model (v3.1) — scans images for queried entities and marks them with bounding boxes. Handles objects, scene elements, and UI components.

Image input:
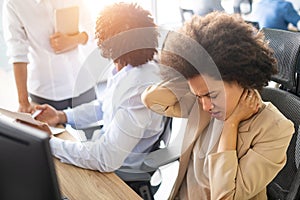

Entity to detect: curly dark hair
[95,3,158,67]
[161,11,277,90]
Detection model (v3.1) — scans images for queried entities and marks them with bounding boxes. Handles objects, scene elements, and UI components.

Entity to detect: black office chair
[245,20,260,30]
[260,87,300,200]
[260,28,300,96]
[260,27,300,199]
[115,116,173,200]
[128,117,187,200]
[297,59,300,97]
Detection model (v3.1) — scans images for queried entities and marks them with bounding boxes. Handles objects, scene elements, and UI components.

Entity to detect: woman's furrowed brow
[195,91,216,98]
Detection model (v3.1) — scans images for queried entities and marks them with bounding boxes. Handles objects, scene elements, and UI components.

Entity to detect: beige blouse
[142,79,294,200]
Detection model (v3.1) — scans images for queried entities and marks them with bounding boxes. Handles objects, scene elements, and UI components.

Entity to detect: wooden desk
[55,160,142,200]
[54,130,142,200]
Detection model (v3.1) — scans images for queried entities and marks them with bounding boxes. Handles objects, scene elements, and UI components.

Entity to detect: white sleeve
[2,1,29,63]
[50,92,160,172]
[50,107,151,172]
[77,0,97,57]
[64,100,103,128]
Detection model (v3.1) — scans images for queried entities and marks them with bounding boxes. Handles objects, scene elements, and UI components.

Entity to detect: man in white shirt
[35,2,165,173]
[2,0,97,112]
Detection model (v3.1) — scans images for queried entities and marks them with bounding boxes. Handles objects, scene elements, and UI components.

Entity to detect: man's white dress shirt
[50,62,165,172]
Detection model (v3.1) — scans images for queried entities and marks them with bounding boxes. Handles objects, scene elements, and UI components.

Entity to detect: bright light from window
[85,0,153,21]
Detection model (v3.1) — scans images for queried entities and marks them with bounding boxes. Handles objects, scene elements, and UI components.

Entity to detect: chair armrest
[76,120,103,140]
[143,118,187,169]
[115,169,152,182]
[143,145,181,169]
[77,120,103,130]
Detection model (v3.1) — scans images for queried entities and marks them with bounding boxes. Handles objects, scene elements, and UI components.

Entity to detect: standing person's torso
[3,0,94,100]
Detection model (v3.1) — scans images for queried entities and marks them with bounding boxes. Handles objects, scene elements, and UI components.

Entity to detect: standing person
[142,12,294,199]
[2,0,97,113]
[250,0,300,30]
[35,1,165,181]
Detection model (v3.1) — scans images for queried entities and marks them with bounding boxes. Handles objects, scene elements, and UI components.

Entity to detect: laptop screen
[0,116,62,200]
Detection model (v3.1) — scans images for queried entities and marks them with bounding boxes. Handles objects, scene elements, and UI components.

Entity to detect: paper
[54,6,79,35]
[49,126,65,135]
[0,108,64,135]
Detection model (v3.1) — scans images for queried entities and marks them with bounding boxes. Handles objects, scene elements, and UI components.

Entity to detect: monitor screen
[0,116,62,200]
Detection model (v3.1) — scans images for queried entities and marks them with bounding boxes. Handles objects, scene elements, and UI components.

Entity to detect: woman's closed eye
[196,93,218,100]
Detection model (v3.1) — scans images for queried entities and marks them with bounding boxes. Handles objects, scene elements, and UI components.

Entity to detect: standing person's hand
[34,104,67,126]
[18,101,36,114]
[50,32,77,53]
[50,31,88,54]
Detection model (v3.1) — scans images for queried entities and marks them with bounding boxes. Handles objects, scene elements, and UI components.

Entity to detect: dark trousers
[30,87,96,110]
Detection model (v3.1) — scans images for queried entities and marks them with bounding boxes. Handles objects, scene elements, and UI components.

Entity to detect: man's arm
[34,104,67,126]
[35,100,103,127]
[13,62,35,113]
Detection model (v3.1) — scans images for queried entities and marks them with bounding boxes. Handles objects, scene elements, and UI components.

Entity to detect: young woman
[142,12,294,199]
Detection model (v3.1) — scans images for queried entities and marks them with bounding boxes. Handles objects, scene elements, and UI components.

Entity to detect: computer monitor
[0,116,62,200]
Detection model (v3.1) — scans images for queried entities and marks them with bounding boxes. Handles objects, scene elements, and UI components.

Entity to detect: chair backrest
[245,20,260,30]
[149,116,173,152]
[143,117,187,169]
[115,116,174,200]
[260,28,300,95]
[260,87,300,200]
[297,60,300,96]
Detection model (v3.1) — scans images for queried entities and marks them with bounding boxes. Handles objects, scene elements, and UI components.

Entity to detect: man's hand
[35,104,67,126]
